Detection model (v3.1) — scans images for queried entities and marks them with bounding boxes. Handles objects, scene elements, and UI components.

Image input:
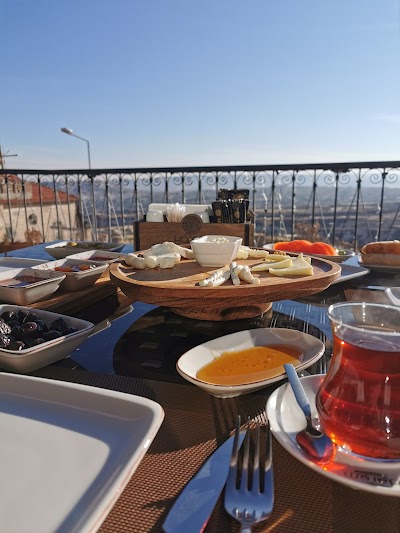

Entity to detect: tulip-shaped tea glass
[316,302,400,460]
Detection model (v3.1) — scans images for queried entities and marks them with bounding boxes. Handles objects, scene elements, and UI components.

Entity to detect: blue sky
[1,0,400,169]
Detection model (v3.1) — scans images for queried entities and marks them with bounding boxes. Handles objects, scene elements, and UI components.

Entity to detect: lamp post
[60,127,96,239]
[60,127,91,169]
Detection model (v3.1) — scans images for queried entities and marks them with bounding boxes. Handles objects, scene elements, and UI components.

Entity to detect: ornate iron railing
[1,161,400,250]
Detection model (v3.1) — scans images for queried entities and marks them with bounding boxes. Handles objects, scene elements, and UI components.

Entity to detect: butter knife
[162,431,245,533]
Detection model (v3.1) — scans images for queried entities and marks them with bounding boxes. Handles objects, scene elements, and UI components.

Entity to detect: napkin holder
[134,215,254,251]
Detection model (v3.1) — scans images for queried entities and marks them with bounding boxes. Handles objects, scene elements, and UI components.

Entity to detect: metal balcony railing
[1,161,400,251]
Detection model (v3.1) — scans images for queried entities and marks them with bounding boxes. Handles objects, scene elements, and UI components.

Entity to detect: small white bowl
[33,258,108,291]
[0,267,66,305]
[190,235,242,267]
[0,304,94,373]
[177,328,325,398]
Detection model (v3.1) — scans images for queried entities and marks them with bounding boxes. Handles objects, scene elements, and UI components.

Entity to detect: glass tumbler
[316,302,400,460]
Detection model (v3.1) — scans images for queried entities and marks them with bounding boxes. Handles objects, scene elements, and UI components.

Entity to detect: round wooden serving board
[110,255,341,320]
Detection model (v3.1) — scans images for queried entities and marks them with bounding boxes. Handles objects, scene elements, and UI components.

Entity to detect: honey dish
[33,258,108,291]
[0,267,66,305]
[177,328,325,398]
[190,235,242,267]
[0,304,94,373]
[45,240,125,259]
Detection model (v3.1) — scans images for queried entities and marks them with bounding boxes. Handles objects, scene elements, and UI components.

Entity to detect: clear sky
[1,0,400,170]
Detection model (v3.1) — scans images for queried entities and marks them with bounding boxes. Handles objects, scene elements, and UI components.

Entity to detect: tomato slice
[273,240,337,255]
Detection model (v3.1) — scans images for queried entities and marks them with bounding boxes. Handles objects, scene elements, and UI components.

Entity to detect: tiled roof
[0,175,77,206]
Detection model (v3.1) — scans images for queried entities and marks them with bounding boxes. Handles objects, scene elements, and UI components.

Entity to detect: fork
[224,416,274,532]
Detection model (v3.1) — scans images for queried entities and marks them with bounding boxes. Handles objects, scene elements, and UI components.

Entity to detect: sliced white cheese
[269,254,313,276]
[269,265,313,276]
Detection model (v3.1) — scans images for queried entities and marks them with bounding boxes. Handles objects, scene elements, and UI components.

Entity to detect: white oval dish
[45,240,124,259]
[33,258,108,291]
[0,267,66,305]
[266,375,400,496]
[66,249,126,264]
[0,304,94,373]
[263,243,355,263]
[177,328,325,398]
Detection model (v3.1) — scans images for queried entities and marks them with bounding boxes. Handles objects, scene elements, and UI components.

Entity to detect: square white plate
[0,373,164,533]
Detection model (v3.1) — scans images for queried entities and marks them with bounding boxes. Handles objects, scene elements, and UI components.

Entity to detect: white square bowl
[45,241,125,259]
[0,267,66,305]
[33,258,108,291]
[190,235,243,267]
[0,304,94,372]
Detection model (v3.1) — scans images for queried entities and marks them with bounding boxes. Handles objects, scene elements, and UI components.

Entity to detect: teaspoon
[284,364,335,464]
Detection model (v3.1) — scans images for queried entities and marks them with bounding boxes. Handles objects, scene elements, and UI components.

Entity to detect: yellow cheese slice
[269,254,313,276]
[252,257,293,271]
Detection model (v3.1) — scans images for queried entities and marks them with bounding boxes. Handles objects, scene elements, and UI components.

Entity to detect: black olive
[33,320,47,334]
[50,317,68,333]
[8,341,26,351]
[16,310,30,323]
[24,312,40,324]
[0,311,17,322]
[42,330,62,341]
[11,326,24,340]
[0,333,11,348]
[0,320,11,335]
[20,322,40,338]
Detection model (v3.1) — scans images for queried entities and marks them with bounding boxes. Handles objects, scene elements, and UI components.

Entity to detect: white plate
[266,375,400,496]
[0,304,94,373]
[177,328,325,398]
[0,372,164,532]
[33,258,108,291]
[263,243,355,263]
[45,241,125,259]
[331,264,370,285]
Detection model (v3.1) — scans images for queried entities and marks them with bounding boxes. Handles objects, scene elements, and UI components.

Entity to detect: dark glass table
[3,242,400,532]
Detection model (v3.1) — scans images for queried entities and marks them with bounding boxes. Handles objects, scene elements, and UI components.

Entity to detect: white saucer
[266,375,400,495]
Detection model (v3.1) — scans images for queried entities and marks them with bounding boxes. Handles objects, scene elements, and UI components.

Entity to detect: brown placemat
[344,288,391,305]
[32,368,400,533]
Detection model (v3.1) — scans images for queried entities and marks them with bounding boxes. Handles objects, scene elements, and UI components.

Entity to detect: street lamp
[60,127,91,169]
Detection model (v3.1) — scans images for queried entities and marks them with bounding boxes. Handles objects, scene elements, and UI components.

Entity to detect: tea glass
[316,302,400,460]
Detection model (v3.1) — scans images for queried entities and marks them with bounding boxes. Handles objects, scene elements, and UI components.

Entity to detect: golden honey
[197,345,302,385]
